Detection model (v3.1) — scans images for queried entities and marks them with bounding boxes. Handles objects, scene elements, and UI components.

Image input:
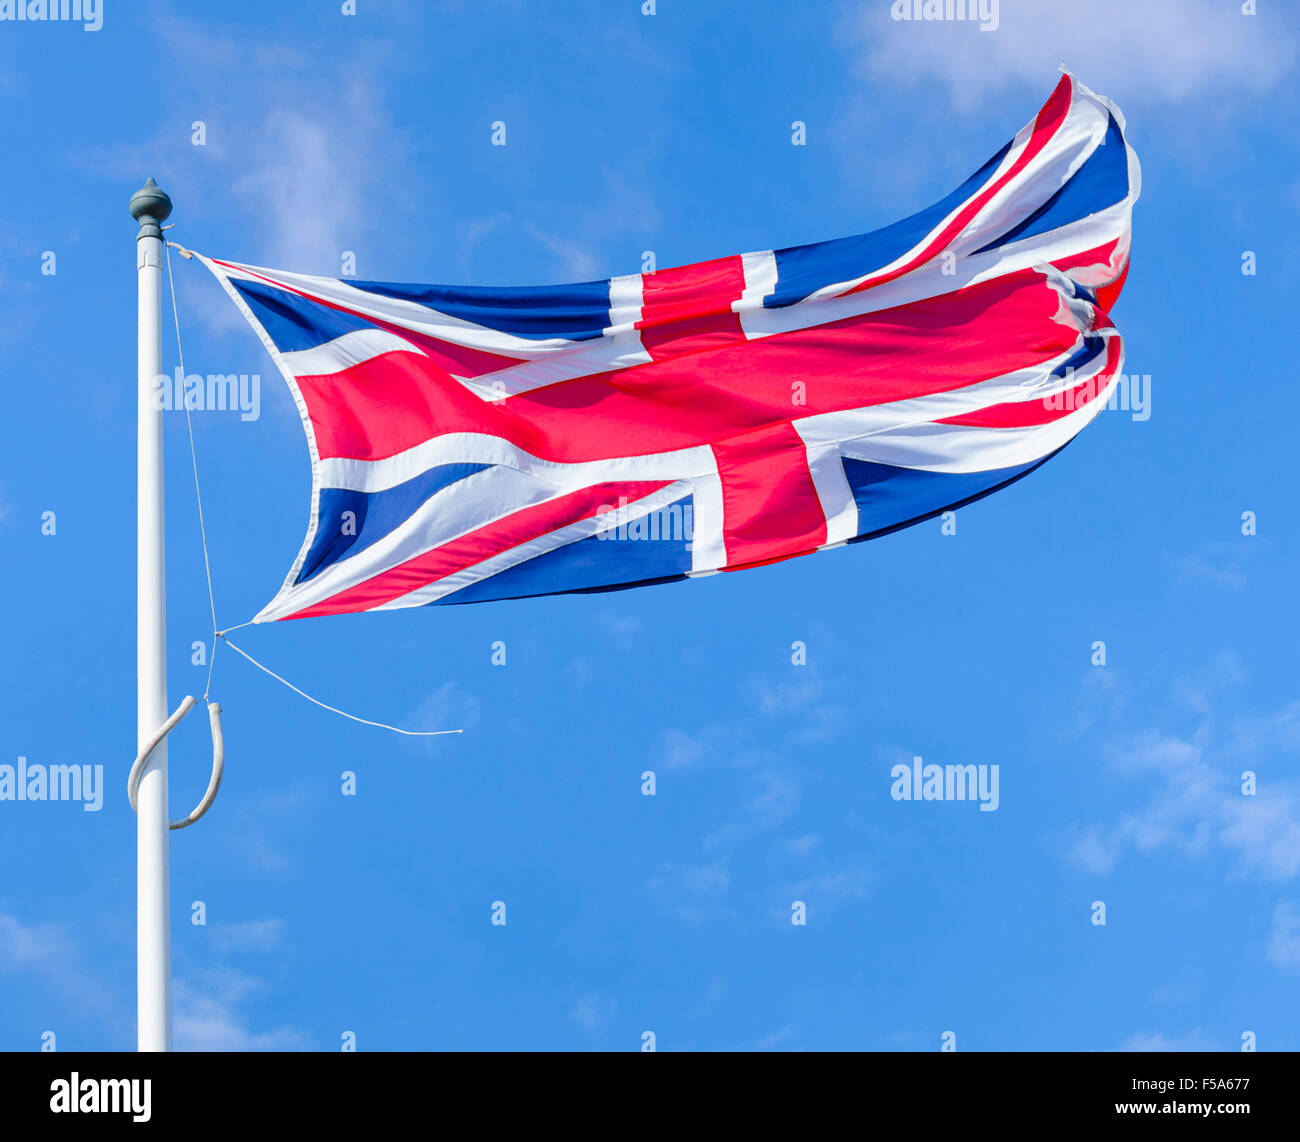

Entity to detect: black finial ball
[129,177,173,223]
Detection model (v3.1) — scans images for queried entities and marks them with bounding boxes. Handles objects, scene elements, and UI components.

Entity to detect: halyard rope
[165,236,219,701]
[220,635,461,738]
[158,237,461,740]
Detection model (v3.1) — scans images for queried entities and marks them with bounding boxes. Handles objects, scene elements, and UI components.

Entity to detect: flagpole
[130,177,173,1052]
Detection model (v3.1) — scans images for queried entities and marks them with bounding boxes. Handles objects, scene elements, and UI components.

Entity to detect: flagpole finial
[129,177,172,240]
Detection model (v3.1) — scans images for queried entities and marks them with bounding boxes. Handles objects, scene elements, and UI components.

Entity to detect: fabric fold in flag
[201,70,1140,623]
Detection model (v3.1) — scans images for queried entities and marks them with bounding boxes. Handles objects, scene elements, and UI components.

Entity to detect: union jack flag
[203,71,1139,623]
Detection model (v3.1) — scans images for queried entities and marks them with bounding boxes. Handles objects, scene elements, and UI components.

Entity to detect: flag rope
[219,635,462,738]
[164,235,220,702]
[162,238,462,740]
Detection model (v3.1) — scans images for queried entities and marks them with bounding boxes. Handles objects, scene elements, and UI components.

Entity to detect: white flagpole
[130,177,174,1052]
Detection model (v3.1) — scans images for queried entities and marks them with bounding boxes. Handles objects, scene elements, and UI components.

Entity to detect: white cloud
[1172,651,1248,715]
[455,213,513,275]
[688,975,727,1019]
[790,865,873,907]
[1120,1028,1218,1052]
[570,993,617,1032]
[87,18,421,276]
[784,833,822,856]
[661,728,706,769]
[0,913,308,1051]
[1065,822,1121,876]
[598,611,643,650]
[850,0,1296,106]
[1065,685,1300,880]
[0,911,80,976]
[211,919,287,956]
[453,213,618,284]
[756,674,824,716]
[683,862,732,895]
[0,911,126,1039]
[1171,551,1248,592]
[646,860,736,925]
[754,1024,797,1050]
[230,99,387,271]
[1066,667,1127,739]
[1267,900,1300,972]
[524,223,602,281]
[173,968,311,1052]
[410,680,480,738]
[238,830,292,876]
[750,669,847,743]
[1220,783,1300,876]
[746,769,801,827]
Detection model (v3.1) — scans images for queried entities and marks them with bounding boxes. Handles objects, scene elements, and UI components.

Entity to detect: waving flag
[202,71,1139,622]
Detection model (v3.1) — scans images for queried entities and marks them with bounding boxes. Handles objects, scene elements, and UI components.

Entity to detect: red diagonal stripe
[845,73,1074,297]
[285,480,673,619]
[938,337,1122,428]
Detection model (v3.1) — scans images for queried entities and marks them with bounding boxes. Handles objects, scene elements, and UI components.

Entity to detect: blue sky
[1,0,1298,1051]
